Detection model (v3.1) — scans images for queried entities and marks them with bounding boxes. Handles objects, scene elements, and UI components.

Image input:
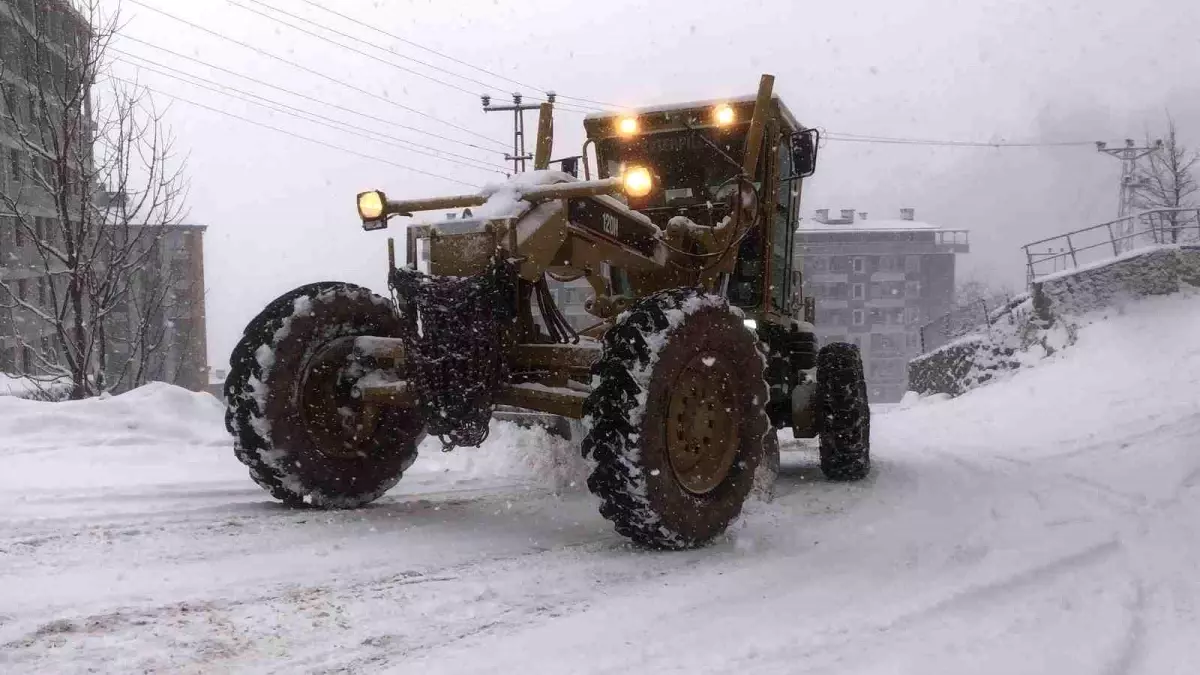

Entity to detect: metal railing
[1022,207,1200,285]
[919,300,989,353]
[918,293,1030,354]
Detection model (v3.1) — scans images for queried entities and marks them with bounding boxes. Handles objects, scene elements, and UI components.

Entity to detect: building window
[16,278,27,301]
[907,332,923,353]
[905,255,922,273]
[851,283,864,300]
[852,309,865,326]
[878,255,900,272]
[0,215,12,255]
[905,280,921,298]
[872,333,901,355]
[852,257,866,274]
[905,306,922,325]
[806,256,829,273]
[9,148,22,186]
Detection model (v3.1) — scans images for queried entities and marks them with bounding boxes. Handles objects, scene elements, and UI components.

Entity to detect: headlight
[743,319,757,330]
[621,166,653,197]
[357,190,386,220]
[617,116,639,137]
[714,104,736,127]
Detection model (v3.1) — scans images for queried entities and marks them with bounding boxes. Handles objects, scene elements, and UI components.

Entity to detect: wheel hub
[298,337,381,459]
[665,352,741,495]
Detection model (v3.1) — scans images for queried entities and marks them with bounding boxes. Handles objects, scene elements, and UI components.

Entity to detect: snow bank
[0,382,228,455]
[0,379,583,501]
[0,383,232,496]
[0,374,73,400]
[912,246,1200,399]
[885,288,1200,467]
[414,420,589,494]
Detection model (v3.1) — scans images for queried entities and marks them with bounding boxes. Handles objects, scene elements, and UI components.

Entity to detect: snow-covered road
[2,291,1198,674]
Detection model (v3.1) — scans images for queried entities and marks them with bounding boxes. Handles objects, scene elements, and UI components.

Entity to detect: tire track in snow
[880,539,1122,633]
[1099,579,1148,675]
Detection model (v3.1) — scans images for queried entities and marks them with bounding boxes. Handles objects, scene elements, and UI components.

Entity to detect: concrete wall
[907,329,1022,397]
[1032,245,1200,321]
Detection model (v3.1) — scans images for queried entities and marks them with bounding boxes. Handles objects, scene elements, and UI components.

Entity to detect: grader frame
[355,74,805,423]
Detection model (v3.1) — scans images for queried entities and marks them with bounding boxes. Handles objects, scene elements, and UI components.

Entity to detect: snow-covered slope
[2,290,1198,674]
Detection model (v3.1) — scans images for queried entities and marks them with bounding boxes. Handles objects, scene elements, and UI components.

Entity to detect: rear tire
[224,283,425,508]
[582,289,770,549]
[817,342,871,481]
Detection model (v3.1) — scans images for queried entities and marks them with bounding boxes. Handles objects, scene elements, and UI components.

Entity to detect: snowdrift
[0,382,229,453]
[0,381,583,497]
[910,244,1200,398]
[898,287,1200,441]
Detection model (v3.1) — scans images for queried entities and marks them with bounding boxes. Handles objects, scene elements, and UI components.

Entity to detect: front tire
[224,283,425,508]
[817,342,871,481]
[582,289,770,549]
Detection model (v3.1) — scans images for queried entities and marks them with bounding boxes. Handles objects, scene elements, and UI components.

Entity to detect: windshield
[597,127,747,213]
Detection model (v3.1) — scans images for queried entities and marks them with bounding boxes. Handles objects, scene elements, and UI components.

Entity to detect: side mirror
[790,128,819,178]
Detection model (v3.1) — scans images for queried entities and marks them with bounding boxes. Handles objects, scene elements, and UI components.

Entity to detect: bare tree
[0,0,189,399]
[955,277,1017,314]
[1133,114,1199,244]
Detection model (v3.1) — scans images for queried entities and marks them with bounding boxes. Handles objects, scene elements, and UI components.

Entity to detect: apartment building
[2,1,209,393]
[797,208,970,402]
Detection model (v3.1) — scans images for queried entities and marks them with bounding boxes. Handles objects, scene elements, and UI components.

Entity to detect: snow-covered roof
[797,218,944,233]
[585,94,801,132]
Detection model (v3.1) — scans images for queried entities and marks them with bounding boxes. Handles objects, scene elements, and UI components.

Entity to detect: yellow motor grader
[224,74,870,549]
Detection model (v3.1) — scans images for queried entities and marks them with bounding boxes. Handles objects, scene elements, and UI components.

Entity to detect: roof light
[617,116,639,137]
[714,104,736,127]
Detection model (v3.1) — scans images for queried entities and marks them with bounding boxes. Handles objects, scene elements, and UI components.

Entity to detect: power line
[295,0,618,110]
[124,0,511,151]
[824,131,1094,148]
[232,0,599,115]
[113,53,508,174]
[104,74,480,188]
[112,37,503,158]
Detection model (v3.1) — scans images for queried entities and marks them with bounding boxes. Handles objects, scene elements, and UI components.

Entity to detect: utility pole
[482,92,555,174]
[1096,138,1163,253]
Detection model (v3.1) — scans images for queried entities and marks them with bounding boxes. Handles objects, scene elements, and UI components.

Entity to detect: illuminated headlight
[621,166,653,197]
[743,319,757,330]
[357,190,386,221]
[714,104,736,127]
[617,116,639,137]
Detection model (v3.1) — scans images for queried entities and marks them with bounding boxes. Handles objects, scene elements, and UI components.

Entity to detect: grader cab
[224,74,870,550]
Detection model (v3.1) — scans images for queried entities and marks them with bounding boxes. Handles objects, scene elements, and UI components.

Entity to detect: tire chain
[390,258,518,449]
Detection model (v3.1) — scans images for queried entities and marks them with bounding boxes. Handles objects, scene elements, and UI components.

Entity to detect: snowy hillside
[2,290,1199,674]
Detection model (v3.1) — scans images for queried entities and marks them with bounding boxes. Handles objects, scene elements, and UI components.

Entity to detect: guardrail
[1022,208,1200,285]
[918,293,1030,354]
[919,300,989,354]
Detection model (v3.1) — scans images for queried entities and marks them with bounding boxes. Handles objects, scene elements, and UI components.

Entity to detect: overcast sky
[102,0,1200,372]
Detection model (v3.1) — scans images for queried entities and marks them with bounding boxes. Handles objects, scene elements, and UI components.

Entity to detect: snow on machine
[223,74,870,549]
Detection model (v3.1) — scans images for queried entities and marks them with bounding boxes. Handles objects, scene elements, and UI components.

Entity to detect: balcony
[798,228,971,255]
[806,273,848,283]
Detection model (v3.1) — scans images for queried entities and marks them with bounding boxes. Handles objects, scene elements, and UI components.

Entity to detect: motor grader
[224,74,870,550]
